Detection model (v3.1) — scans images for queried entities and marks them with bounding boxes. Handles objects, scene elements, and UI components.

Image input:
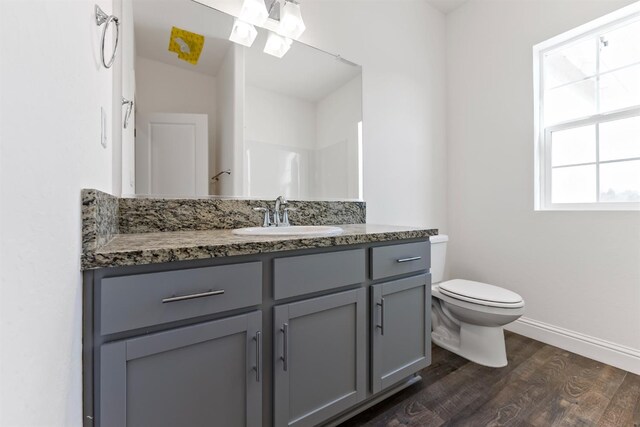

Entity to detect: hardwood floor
[339,332,640,427]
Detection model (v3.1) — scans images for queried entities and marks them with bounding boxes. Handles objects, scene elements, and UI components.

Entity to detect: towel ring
[122,97,134,129]
[95,5,120,69]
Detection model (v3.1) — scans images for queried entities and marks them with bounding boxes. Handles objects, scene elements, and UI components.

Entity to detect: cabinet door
[273,288,366,427]
[371,274,431,393]
[100,311,262,427]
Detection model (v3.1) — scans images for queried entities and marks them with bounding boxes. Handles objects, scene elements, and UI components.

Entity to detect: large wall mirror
[129,0,363,200]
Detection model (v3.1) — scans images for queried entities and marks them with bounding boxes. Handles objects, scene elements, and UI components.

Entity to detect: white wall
[0,0,117,425]
[215,45,243,196]
[136,56,217,120]
[245,85,317,150]
[244,78,364,200]
[111,0,123,196]
[447,0,640,372]
[300,1,447,227]
[136,56,216,193]
[121,0,136,195]
[244,84,316,198]
[316,75,362,199]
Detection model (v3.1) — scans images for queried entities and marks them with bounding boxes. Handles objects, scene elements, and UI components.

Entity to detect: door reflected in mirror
[129,0,363,200]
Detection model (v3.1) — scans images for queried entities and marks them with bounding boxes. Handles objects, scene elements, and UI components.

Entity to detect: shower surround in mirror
[131,0,363,200]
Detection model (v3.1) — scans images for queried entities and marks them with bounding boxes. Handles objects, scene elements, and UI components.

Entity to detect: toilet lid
[439,279,524,307]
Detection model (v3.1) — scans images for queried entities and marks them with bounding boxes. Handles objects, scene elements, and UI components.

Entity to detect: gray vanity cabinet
[85,238,433,427]
[99,310,262,427]
[273,288,367,427]
[371,274,431,393]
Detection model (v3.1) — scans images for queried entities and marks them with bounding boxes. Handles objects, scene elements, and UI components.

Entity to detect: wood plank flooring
[339,332,640,427]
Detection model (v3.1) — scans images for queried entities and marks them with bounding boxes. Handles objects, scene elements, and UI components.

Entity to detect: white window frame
[533,2,640,211]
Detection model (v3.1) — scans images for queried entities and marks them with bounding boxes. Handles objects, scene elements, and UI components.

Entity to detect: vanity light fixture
[263,31,292,58]
[239,0,270,26]
[229,18,258,47]
[229,0,305,50]
[278,0,305,39]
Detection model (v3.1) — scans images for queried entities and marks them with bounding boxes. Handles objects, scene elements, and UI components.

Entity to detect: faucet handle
[282,207,297,227]
[253,207,271,227]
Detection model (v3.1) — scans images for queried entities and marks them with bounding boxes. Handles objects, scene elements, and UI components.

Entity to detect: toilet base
[432,322,508,368]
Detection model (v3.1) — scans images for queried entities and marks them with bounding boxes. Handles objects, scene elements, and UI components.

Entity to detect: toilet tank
[430,235,448,284]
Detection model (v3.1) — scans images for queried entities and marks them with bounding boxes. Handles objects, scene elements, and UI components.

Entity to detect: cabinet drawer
[273,249,365,300]
[371,241,430,280]
[100,262,262,335]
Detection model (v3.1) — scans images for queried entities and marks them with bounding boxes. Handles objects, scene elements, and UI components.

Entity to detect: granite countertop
[84,224,438,270]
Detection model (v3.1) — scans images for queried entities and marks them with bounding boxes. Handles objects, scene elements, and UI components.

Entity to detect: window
[534,3,640,210]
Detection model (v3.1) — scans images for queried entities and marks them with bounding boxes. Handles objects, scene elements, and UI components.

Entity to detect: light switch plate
[101,107,107,148]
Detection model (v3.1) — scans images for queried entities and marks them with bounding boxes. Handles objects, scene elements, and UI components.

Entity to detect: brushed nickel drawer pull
[253,331,262,382]
[281,323,289,371]
[397,256,422,263]
[161,289,224,303]
[376,298,385,335]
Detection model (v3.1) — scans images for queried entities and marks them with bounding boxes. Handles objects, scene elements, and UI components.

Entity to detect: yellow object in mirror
[168,26,204,64]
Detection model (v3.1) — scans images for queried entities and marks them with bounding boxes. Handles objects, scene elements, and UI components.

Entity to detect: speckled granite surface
[81,189,436,270]
[84,224,438,269]
[81,189,119,255]
[118,197,366,233]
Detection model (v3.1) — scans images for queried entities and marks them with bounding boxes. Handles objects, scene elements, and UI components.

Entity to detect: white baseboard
[505,317,640,375]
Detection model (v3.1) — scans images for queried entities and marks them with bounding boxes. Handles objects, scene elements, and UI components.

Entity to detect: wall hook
[122,97,133,129]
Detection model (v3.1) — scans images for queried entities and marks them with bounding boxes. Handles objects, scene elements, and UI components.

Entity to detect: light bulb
[278,1,305,39]
[236,25,249,38]
[264,31,292,58]
[239,0,269,26]
[229,18,258,47]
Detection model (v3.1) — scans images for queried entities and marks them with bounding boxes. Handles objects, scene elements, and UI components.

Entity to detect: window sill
[535,202,640,211]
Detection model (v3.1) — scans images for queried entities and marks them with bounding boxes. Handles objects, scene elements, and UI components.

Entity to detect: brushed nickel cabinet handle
[281,323,289,371]
[161,289,224,303]
[397,256,422,263]
[253,331,262,382]
[376,298,385,335]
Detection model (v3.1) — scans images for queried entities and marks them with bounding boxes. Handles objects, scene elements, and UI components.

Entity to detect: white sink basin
[232,225,343,237]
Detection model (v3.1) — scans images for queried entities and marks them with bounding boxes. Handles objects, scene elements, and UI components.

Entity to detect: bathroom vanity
[81,190,437,427]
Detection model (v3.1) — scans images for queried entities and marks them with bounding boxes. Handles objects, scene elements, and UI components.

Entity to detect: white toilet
[430,235,525,367]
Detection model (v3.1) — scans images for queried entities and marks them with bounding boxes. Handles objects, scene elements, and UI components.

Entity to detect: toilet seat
[438,279,524,309]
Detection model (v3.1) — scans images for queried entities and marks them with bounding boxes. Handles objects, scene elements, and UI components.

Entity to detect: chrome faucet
[273,196,287,226]
[254,196,297,227]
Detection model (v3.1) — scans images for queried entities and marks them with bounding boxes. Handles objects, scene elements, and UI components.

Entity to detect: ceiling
[426,0,470,14]
[244,31,361,103]
[133,0,232,77]
[132,0,361,102]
